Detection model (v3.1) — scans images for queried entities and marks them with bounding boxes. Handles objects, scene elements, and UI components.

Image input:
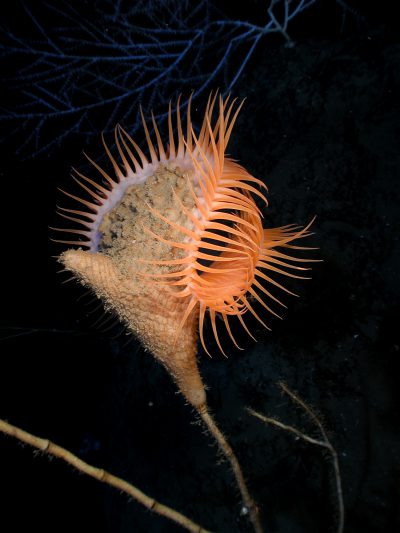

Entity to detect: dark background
[0,1,399,532]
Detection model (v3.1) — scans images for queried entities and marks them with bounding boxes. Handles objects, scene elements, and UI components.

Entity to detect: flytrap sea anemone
[57,93,315,533]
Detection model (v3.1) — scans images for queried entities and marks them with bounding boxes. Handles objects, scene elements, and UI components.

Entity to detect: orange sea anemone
[56,93,314,357]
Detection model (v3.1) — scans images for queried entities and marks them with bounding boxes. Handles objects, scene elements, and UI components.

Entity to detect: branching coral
[0,0,318,156]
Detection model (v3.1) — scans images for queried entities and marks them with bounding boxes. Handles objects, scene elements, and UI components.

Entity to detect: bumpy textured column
[61,249,205,408]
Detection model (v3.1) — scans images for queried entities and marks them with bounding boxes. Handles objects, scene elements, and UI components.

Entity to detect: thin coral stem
[198,406,263,533]
[0,418,213,533]
[247,382,344,533]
